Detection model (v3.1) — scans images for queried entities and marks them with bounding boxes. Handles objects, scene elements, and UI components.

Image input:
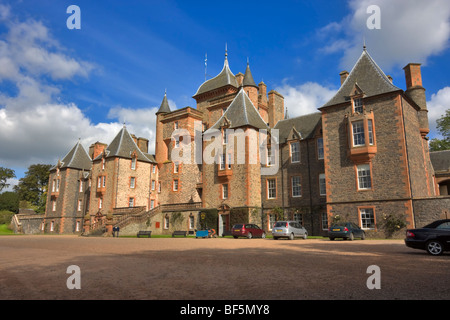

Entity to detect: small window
[152,165,156,174]
[222,184,228,199]
[360,208,375,229]
[267,179,276,199]
[368,120,374,145]
[292,176,301,197]
[151,180,155,190]
[129,197,135,208]
[130,177,136,189]
[164,215,169,229]
[174,162,179,173]
[223,129,228,144]
[99,198,103,209]
[290,142,300,163]
[353,97,363,114]
[227,154,232,170]
[352,121,365,147]
[77,199,82,211]
[357,164,372,190]
[150,199,155,209]
[79,180,83,193]
[219,153,226,170]
[131,157,136,170]
[174,121,179,130]
[189,215,195,229]
[317,137,324,160]
[173,179,179,191]
[321,212,328,230]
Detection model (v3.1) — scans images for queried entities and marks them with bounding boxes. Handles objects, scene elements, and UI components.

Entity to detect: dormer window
[353,97,363,114]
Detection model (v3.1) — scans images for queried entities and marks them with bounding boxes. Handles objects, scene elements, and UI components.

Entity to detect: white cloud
[427,87,450,139]
[0,8,156,171]
[319,0,450,71]
[275,82,336,118]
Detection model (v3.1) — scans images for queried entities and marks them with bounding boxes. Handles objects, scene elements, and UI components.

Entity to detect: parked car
[272,221,308,240]
[404,219,450,256]
[328,222,365,240]
[231,224,265,239]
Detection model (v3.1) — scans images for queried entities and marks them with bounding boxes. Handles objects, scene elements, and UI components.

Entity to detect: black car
[328,222,366,240]
[405,219,450,255]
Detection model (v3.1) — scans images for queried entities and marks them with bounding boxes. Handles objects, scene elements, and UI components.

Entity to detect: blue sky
[1,0,449,186]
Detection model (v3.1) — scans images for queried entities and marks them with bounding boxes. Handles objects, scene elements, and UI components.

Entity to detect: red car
[231,224,266,239]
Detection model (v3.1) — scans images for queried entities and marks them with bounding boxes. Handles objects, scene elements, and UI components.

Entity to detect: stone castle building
[25,47,449,237]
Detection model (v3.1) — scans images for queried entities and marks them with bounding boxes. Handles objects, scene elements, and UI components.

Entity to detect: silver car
[272,221,308,240]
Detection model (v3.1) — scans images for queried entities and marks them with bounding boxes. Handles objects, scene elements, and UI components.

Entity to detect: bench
[137,231,152,238]
[222,230,233,237]
[172,230,187,237]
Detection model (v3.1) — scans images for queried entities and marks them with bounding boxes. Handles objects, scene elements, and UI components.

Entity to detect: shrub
[380,213,407,238]
[0,210,14,225]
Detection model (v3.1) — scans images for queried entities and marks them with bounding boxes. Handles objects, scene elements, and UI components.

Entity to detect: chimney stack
[403,63,429,136]
[339,71,349,86]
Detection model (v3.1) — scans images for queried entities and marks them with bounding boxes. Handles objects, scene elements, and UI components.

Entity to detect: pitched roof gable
[274,112,322,142]
[53,141,92,171]
[205,88,269,134]
[321,48,401,109]
[96,126,152,163]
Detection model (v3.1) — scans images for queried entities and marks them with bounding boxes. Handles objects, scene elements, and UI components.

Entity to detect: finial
[247,57,249,65]
[225,42,228,59]
[363,36,366,50]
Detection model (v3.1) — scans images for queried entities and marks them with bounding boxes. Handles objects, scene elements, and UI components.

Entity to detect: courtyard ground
[0,235,449,301]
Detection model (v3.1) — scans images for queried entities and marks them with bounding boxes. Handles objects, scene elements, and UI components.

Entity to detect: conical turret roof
[243,62,257,88]
[156,92,171,114]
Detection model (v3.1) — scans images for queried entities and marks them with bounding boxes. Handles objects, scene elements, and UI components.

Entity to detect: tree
[0,167,16,192]
[430,109,450,151]
[0,191,20,213]
[14,164,52,213]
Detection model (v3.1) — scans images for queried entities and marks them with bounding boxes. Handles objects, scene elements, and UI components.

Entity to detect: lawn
[0,224,14,235]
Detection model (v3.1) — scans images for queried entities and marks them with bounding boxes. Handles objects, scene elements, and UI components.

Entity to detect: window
[129,197,135,208]
[222,184,228,199]
[76,221,80,232]
[321,212,328,230]
[269,214,276,230]
[294,213,303,225]
[219,153,226,170]
[360,208,375,229]
[174,162,179,173]
[164,215,169,229]
[319,173,326,196]
[223,129,228,144]
[352,121,365,146]
[189,215,195,229]
[102,176,106,188]
[152,165,156,174]
[292,176,301,197]
[353,97,363,114]
[130,177,136,189]
[174,136,180,148]
[99,198,103,209]
[267,146,275,166]
[131,157,136,170]
[267,179,276,199]
[151,180,155,190]
[52,201,56,211]
[368,120,374,145]
[50,221,54,232]
[79,180,83,193]
[102,158,105,170]
[97,177,101,188]
[77,199,82,211]
[150,199,155,209]
[290,142,300,163]
[174,121,179,129]
[317,137,324,160]
[227,154,232,170]
[52,179,56,192]
[158,182,161,193]
[357,164,372,190]
[173,179,179,191]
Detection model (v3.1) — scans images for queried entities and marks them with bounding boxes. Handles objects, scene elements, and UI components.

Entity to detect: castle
[24,46,449,237]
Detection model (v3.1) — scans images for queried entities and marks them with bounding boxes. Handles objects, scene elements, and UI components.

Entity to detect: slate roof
[274,112,322,142]
[53,141,92,171]
[430,150,450,173]
[156,92,171,115]
[95,126,152,163]
[193,56,238,97]
[243,63,257,88]
[205,88,269,134]
[320,48,401,109]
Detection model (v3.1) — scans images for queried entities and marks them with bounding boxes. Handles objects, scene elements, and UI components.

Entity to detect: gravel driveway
[0,235,449,300]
